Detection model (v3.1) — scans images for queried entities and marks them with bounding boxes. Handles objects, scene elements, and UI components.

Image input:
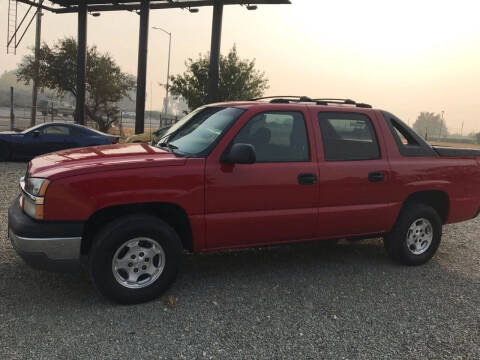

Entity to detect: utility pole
[152,26,172,115]
[150,81,153,137]
[31,2,43,127]
[165,31,171,115]
[439,110,444,139]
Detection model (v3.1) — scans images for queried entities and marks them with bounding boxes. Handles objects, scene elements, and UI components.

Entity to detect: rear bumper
[8,198,84,272]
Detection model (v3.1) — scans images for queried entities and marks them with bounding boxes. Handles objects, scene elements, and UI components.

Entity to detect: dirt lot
[0,162,479,359]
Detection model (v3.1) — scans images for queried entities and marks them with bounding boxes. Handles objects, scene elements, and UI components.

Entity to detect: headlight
[25,177,50,196]
[20,177,50,220]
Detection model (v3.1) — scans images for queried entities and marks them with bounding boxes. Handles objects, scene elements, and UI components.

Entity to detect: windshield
[156,106,245,157]
[21,123,46,134]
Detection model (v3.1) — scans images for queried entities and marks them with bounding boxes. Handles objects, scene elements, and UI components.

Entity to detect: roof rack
[249,96,372,108]
[249,96,314,103]
[313,98,372,108]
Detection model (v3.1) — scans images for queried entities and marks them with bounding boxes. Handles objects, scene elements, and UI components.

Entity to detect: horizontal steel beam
[18,0,290,14]
[51,0,290,5]
[16,0,60,13]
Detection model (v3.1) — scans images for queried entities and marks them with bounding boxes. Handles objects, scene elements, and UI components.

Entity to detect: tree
[169,45,269,110]
[17,37,135,132]
[412,112,449,140]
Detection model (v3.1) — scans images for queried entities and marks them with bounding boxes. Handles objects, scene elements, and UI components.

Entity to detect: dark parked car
[0,122,119,161]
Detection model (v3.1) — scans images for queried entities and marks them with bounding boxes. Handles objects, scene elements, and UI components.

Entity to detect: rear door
[313,110,396,237]
[204,107,319,249]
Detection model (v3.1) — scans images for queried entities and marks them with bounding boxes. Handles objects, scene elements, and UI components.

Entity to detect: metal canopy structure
[13,0,290,133]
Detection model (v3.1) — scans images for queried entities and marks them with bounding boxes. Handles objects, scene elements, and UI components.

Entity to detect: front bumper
[8,198,84,272]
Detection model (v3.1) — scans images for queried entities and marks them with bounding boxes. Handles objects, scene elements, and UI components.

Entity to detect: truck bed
[432,146,480,157]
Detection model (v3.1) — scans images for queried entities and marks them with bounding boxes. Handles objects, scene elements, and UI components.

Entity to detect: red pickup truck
[8,97,480,304]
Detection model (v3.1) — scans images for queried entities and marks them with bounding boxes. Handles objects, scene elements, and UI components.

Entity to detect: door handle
[368,171,385,183]
[298,173,317,185]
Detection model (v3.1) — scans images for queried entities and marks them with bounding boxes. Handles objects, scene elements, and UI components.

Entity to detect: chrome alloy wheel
[406,218,433,255]
[112,237,165,289]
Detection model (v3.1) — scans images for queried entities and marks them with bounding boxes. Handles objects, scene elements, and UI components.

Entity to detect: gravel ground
[0,161,479,359]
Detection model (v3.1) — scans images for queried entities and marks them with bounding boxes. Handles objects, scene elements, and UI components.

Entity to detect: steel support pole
[30,4,42,127]
[135,0,151,134]
[164,32,171,115]
[207,1,223,103]
[76,0,87,125]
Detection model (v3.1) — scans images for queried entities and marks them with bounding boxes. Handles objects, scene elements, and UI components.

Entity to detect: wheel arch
[81,202,193,255]
[402,190,449,224]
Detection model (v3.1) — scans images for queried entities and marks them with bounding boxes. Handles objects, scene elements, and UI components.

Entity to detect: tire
[89,214,183,304]
[0,142,11,161]
[384,203,442,265]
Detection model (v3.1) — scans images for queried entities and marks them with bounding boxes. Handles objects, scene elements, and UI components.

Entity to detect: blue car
[0,122,119,161]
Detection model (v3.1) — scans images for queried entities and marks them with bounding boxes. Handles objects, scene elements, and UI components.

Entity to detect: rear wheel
[89,214,183,304]
[384,203,442,265]
[0,142,10,161]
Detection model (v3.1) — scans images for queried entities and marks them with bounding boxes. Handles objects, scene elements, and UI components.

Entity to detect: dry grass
[107,126,138,139]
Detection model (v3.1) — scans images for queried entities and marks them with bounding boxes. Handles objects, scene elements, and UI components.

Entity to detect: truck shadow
[0,238,469,307]
[181,239,390,279]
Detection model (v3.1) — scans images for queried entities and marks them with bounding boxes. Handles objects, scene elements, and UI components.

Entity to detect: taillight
[111,137,118,144]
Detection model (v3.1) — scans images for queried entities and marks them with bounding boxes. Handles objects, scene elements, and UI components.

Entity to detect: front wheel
[384,203,442,265]
[89,214,183,304]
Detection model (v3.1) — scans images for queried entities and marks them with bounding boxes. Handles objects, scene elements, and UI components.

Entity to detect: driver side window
[232,111,310,162]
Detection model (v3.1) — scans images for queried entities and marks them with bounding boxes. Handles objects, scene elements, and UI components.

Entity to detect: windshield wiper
[158,142,178,150]
[157,142,191,157]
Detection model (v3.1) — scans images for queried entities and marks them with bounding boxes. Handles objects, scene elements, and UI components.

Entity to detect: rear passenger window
[318,113,380,161]
[232,111,309,162]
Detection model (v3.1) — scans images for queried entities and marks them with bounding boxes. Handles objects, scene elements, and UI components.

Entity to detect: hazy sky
[1,0,479,133]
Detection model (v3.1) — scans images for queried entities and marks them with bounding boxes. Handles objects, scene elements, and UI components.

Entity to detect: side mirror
[223,143,256,164]
[32,130,41,138]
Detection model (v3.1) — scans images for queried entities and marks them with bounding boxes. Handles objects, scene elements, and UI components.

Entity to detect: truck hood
[28,143,186,179]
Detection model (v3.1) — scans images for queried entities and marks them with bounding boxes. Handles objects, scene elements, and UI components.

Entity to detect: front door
[205,109,319,249]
